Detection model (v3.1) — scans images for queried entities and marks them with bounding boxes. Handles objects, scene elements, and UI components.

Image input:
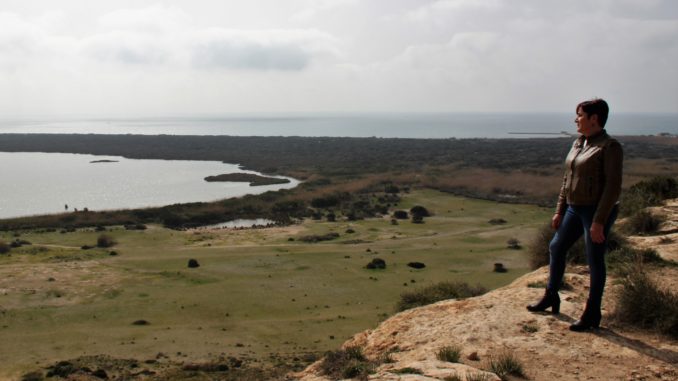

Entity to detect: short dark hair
[577,98,609,128]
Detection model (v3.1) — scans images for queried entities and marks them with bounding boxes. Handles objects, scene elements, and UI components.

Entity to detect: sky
[0,0,677,116]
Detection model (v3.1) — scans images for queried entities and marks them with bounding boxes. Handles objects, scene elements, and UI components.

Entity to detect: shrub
[607,246,664,268]
[0,240,10,254]
[527,222,586,269]
[311,196,339,208]
[614,267,678,338]
[465,372,493,381]
[488,218,506,225]
[396,281,487,311]
[96,234,116,248]
[506,238,521,250]
[620,176,678,216]
[319,346,372,380]
[410,205,430,217]
[436,345,462,363]
[393,210,408,219]
[488,350,526,380]
[298,232,340,242]
[622,210,663,235]
[187,259,200,268]
[384,184,400,194]
[366,258,386,270]
[411,215,424,224]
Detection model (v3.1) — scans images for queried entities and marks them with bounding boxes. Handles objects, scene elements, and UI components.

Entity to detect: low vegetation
[487,350,527,380]
[0,240,9,254]
[318,346,374,380]
[621,210,664,235]
[619,176,678,217]
[396,281,487,312]
[614,266,678,339]
[436,345,462,363]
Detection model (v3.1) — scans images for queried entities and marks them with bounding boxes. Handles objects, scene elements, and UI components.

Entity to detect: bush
[527,222,587,269]
[411,215,424,224]
[410,205,430,217]
[620,176,678,216]
[607,246,664,268]
[506,238,521,250]
[384,184,400,194]
[488,218,507,225]
[622,210,663,235]
[188,259,200,268]
[311,196,340,208]
[436,345,462,363]
[614,267,678,339]
[0,240,10,254]
[396,281,487,311]
[488,350,526,380]
[366,258,386,270]
[298,232,340,242]
[96,234,116,248]
[393,210,408,219]
[319,346,372,380]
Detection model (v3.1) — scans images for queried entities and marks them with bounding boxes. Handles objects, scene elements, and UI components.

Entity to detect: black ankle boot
[569,304,601,332]
[526,289,560,314]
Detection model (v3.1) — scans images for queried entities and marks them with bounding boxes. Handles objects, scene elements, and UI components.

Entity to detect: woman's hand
[551,214,562,230]
[590,222,605,243]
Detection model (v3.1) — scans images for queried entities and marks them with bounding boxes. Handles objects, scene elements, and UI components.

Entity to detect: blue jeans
[547,204,619,310]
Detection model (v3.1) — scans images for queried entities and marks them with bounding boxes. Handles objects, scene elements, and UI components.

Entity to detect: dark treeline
[1,134,675,176]
[0,134,571,175]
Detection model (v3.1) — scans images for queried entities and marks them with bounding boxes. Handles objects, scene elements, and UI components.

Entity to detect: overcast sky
[1,0,676,116]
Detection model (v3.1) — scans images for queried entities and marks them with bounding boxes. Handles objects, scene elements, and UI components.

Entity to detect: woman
[527,98,623,331]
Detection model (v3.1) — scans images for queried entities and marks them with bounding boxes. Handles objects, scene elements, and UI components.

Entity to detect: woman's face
[575,107,598,137]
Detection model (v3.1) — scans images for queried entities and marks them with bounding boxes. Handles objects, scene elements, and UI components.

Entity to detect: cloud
[83,6,341,70]
[189,28,340,70]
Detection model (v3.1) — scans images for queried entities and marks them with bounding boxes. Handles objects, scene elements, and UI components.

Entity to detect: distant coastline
[0,112,676,138]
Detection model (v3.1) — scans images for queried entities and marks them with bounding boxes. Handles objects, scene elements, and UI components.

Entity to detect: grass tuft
[488,350,526,380]
[436,345,462,363]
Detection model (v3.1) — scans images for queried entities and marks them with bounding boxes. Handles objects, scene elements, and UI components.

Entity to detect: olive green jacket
[555,130,623,225]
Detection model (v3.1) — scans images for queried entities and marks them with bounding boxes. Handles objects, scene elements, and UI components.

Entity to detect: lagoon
[0,152,299,219]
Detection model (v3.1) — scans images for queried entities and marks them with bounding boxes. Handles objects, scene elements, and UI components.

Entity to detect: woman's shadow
[550,313,678,365]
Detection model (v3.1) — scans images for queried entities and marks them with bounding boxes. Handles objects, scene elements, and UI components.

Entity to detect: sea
[0,113,676,138]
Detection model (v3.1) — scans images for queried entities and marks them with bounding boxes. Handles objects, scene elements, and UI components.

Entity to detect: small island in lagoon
[90,159,119,163]
[204,173,291,186]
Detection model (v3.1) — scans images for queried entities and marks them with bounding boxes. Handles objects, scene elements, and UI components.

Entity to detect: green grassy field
[0,189,550,378]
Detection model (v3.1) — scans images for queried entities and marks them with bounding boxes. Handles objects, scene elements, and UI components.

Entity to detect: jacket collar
[576,129,608,147]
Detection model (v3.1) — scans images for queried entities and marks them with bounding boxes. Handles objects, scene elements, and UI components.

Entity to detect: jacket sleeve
[555,172,568,216]
[593,140,623,225]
